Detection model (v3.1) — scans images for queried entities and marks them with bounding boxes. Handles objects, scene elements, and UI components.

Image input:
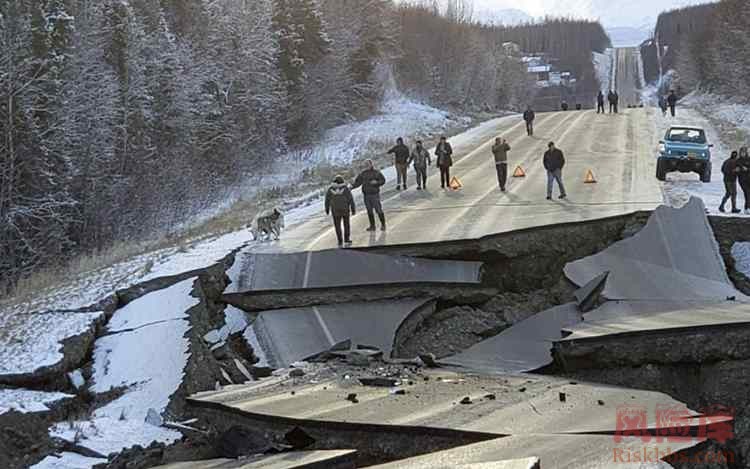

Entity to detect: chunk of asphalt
[460,397,472,405]
[217,425,273,458]
[574,272,609,313]
[346,393,359,403]
[359,377,398,387]
[419,353,439,368]
[284,427,316,449]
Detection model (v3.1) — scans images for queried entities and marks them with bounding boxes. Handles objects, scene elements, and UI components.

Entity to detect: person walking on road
[597,91,605,114]
[738,147,750,214]
[543,141,567,200]
[719,151,741,214]
[411,140,431,190]
[351,159,387,231]
[325,175,356,247]
[388,137,411,190]
[523,106,536,136]
[658,95,668,116]
[436,136,454,189]
[492,137,511,192]
[667,90,678,118]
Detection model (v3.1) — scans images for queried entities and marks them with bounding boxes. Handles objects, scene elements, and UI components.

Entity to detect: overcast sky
[471,0,714,27]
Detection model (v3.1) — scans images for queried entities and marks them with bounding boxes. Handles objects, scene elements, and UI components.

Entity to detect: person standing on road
[411,140,431,190]
[719,151,741,214]
[388,137,411,190]
[492,137,511,192]
[325,175,356,247]
[737,147,750,214]
[543,141,567,200]
[351,159,387,231]
[667,90,678,118]
[523,106,536,136]
[597,91,605,114]
[436,136,454,189]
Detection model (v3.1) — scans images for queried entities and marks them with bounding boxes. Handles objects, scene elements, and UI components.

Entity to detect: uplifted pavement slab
[189,374,714,436]
[561,300,750,341]
[252,298,433,368]
[154,450,357,469]
[564,198,741,301]
[225,249,481,292]
[439,303,581,374]
[367,434,697,469]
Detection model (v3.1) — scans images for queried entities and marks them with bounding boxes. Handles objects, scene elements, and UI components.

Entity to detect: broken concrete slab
[153,450,357,469]
[252,298,433,368]
[561,300,750,341]
[564,198,742,301]
[573,272,608,313]
[367,434,697,468]
[223,283,496,313]
[439,303,581,375]
[226,249,482,292]
[189,374,716,436]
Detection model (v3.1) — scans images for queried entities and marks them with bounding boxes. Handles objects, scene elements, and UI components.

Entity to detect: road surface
[613,47,642,107]
[263,48,661,253]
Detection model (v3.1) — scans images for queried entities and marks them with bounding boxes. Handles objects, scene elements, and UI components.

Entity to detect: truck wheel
[656,159,667,181]
[700,163,712,183]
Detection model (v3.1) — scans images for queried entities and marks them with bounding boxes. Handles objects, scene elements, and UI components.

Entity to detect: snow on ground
[732,243,750,278]
[49,279,199,460]
[0,311,103,376]
[681,92,750,137]
[0,389,73,415]
[32,453,107,469]
[290,88,467,167]
[593,49,613,92]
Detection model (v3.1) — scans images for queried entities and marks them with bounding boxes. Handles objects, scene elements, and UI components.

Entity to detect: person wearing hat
[325,174,356,247]
[543,141,567,200]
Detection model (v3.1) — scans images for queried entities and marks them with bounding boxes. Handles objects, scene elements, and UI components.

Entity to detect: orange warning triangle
[584,169,597,184]
[513,165,526,177]
[449,176,463,190]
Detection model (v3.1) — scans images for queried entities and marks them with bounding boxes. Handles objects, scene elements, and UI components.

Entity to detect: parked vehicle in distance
[656,126,713,182]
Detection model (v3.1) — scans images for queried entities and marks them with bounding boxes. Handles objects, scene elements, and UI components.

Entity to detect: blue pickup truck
[656,126,713,182]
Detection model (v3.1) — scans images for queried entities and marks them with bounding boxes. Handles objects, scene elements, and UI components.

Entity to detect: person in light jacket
[411,140,431,190]
[435,136,454,189]
[492,137,511,192]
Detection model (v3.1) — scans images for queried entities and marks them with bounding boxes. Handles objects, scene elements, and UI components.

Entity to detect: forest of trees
[641,0,750,99]
[0,0,609,292]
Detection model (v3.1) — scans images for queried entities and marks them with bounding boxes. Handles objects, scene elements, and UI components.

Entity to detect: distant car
[656,126,713,182]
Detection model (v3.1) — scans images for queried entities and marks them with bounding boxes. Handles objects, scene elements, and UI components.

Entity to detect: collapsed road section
[5,200,750,468]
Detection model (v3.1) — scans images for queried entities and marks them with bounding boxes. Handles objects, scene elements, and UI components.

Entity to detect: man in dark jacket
[411,140,431,190]
[388,137,411,190]
[719,151,741,214]
[351,159,386,231]
[597,91,605,114]
[435,136,454,189]
[667,90,678,117]
[492,137,511,191]
[325,175,356,247]
[543,141,566,200]
[658,95,668,116]
[523,106,535,136]
[608,90,619,114]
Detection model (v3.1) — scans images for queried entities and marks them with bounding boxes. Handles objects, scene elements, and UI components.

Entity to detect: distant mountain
[474,8,534,26]
[606,25,654,47]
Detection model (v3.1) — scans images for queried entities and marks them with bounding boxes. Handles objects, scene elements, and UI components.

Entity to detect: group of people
[720,147,750,214]
[324,131,569,246]
[596,90,620,114]
[658,90,679,117]
[324,135,455,247]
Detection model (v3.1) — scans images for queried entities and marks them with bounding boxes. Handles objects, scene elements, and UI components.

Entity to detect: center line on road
[312,306,336,346]
[302,251,313,288]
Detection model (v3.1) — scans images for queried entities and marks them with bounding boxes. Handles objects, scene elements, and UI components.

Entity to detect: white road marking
[312,306,336,346]
[302,251,313,288]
